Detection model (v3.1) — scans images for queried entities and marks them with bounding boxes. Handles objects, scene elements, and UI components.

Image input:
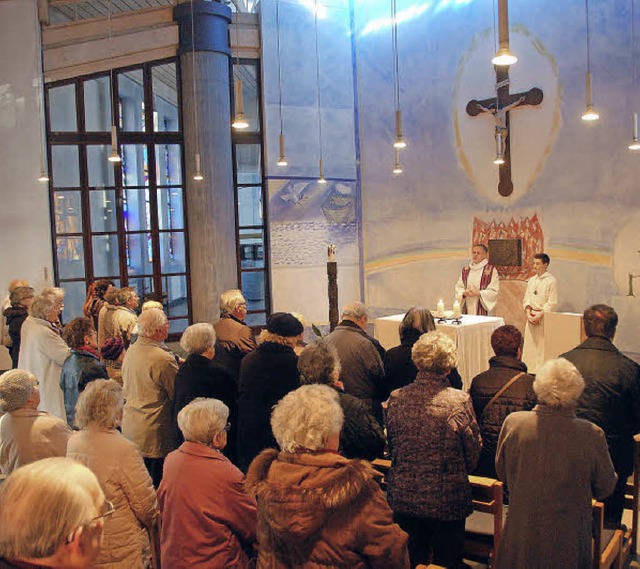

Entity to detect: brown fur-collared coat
[245,449,409,569]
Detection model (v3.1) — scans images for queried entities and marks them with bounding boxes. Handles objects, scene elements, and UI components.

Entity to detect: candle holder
[437,316,448,324]
[450,317,463,325]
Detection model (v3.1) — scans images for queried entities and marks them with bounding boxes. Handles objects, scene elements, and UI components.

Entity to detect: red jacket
[158,442,257,568]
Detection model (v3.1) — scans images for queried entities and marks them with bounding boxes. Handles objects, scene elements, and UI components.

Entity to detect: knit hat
[101,337,125,361]
[266,312,304,338]
[0,370,36,413]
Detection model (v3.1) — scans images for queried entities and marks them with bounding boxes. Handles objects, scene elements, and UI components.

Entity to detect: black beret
[266,312,304,337]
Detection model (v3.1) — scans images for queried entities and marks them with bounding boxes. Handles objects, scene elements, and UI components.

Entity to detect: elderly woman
[18,293,71,420]
[246,384,410,568]
[67,380,158,568]
[495,358,617,569]
[237,312,303,471]
[83,279,114,331]
[42,286,65,334]
[0,369,71,474]
[159,398,257,568]
[383,307,463,396]
[386,330,482,568]
[98,286,120,348]
[0,457,107,569]
[174,324,235,448]
[298,340,385,460]
[3,286,34,369]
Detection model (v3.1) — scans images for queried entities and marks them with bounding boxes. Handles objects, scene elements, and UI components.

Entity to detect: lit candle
[436,299,445,316]
[452,300,462,318]
[328,244,336,262]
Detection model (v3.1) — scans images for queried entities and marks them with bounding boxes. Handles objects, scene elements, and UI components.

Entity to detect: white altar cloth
[374,313,505,391]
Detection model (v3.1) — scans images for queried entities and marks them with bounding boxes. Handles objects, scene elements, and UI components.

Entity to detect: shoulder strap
[482,371,526,415]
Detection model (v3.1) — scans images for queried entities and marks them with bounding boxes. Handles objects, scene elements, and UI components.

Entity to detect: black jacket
[562,337,640,476]
[3,305,28,368]
[335,387,385,460]
[469,355,536,479]
[237,341,300,472]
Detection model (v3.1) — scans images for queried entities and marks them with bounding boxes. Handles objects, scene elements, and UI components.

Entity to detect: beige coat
[0,407,71,474]
[122,337,178,458]
[98,304,119,347]
[112,308,138,346]
[68,428,158,569]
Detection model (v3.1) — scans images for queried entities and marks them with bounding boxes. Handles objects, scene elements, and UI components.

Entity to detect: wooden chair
[593,500,623,569]
[620,433,640,567]
[464,475,504,568]
[371,457,391,491]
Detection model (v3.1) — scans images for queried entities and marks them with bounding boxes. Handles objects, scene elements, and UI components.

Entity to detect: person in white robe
[521,253,558,374]
[455,244,500,315]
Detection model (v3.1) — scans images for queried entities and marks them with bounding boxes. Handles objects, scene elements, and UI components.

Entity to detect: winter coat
[335,388,385,460]
[67,428,158,569]
[60,350,109,425]
[85,297,106,331]
[122,337,178,458]
[383,332,463,397]
[0,408,71,474]
[158,442,257,568]
[245,449,410,569]
[237,341,300,471]
[213,315,257,380]
[469,355,536,479]
[4,305,28,369]
[496,405,617,569]
[112,307,138,348]
[386,371,482,521]
[18,316,70,421]
[562,336,640,476]
[98,303,119,348]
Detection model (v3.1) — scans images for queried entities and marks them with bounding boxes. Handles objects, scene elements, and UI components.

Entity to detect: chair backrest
[371,458,391,491]
[622,433,640,559]
[593,500,623,569]
[467,475,504,555]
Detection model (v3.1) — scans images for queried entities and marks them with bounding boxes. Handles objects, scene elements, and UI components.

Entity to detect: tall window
[232,60,269,326]
[46,59,190,336]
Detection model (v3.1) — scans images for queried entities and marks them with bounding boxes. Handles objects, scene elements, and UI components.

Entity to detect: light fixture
[107,0,121,163]
[38,171,50,183]
[629,0,640,150]
[581,0,599,122]
[232,14,249,130]
[108,125,121,163]
[314,0,327,184]
[392,148,403,174]
[190,0,204,181]
[493,132,505,165]
[491,0,517,66]
[318,157,327,184]
[630,113,640,150]
[34,0,49,183]
[275,0,287,167]
[391,0,407,150]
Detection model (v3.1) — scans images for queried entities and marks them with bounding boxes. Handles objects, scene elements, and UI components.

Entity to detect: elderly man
[0,457,107,568]
[122,307,178,488]
[0,369,72,474]
[455,243,500,315]
[112,287,139,347]
[213,289,256,380]
[469,325,536,479]
[97,286,120,348]
[561,304,640,528]
[325,302,385,420]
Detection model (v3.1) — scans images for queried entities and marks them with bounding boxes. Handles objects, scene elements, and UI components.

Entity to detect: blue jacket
[60,350,108,425]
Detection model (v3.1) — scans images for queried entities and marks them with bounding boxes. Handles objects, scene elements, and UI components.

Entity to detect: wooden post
[327,244,338,331]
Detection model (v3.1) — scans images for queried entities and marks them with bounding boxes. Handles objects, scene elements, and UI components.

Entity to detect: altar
[374,313,505,391]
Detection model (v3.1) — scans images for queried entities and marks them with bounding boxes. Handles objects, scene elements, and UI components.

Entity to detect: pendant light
[392,148,403,175]
[34,0,48,182]
[391,0,406,150]
[491,0,517,66]
[190,0,204,180]
[629,0,640,150]
[314,0,326,183]
[581,0,599,121]
[107,0,121,163]
[232,13,249,130]
[275,0,288,166]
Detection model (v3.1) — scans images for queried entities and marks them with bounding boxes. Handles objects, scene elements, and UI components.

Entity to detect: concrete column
[174,0,237,324]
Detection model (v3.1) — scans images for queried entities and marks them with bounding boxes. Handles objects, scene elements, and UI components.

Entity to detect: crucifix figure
[466,67,543,197]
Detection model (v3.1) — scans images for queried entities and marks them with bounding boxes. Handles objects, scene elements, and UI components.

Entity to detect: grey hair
[116,287,137,305]
[0,369,37,413]
[137,308,168,337]
[220,289,246,316]
[9,287,34,307]
[0,458,104,560]
[41,287,65,302]
[412,330,457,374]
[28,294,58,320]
[271,384,344,453]
[142,300,163,312]
[180,323,216,355]
[341,301,368,321]
[177,398,229,444]
[74,380,124,429]
[298,340,340,385]
[535,358,585,408]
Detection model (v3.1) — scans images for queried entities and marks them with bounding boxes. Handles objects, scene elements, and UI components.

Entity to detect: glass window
[87,145,115,187]
[159,231,186,273]
[235,144,262,184]
[52,145,80,188]
[84,76,111,132]
[164,275,188,317]
[118,70,145,131]
[56,237,85,279]
[157,188,184,230]
[169,318,189,334]
[123,189,151,231]
[89,190,118,232]
[122,144,150,187]
[92,234,120,277]
[54,191,82,234]
[239,228,265,269]
[241,271,266,312]
[237,186,263,226]
[245,312,267,326]
[128,276,154,301]
[155,144,182,186]
[59,280,87,325]
[125,233,153,277]
[152,63,179,132]
[48,84,77,131]
[233,64,259,132]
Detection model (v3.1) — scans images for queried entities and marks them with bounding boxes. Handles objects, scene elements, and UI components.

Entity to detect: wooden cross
[466,66,543,197]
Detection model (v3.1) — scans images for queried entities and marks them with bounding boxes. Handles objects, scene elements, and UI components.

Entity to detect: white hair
[177,398,229,444]
[74,380,123,430]
[28,294,58,320]
[220,289,246,316]
[137,308,168,337]
[341,301,368,321]
[535,358,585,408]
[180,323,216,355]
[0,369,37,413]
[271,384,344,453]
[0,458,104,560]
[412,330,457,374]
[41,287,65,302]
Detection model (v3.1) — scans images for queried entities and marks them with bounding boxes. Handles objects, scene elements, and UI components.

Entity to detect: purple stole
[461,263,496,316]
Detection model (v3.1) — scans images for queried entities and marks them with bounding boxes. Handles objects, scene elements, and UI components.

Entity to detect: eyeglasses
[90,500,115,523]
[221,422,231,433]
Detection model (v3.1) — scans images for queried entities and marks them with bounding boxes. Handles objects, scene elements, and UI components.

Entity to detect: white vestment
[454,259,500,315]
[521,271,558,374]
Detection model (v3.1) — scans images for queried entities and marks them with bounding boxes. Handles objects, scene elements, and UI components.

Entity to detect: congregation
[0,273,638,569]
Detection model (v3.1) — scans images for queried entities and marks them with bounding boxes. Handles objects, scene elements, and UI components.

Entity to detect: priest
[455,244,500,315]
